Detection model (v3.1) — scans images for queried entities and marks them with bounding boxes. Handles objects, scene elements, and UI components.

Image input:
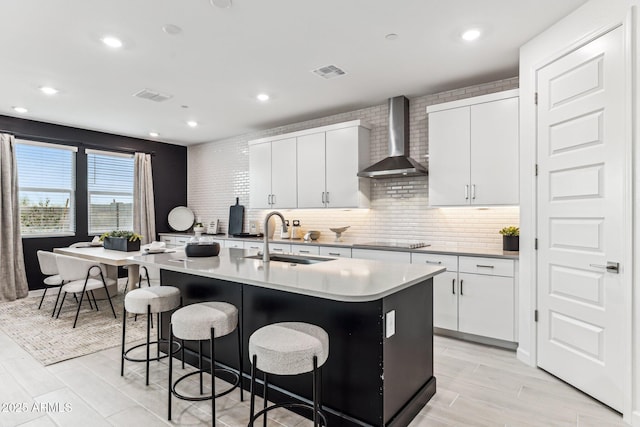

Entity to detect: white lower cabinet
[268,243,290,253]
[290,244,320,255]
[411,253,516,343]
[244,241,264,252]
[225,239,244,249]
[351,248,411,263]
[319,246,352,258]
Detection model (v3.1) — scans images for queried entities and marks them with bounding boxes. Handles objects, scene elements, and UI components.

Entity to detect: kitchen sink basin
[244,254,335,264]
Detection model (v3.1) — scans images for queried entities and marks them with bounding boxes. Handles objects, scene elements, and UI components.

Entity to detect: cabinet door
[249,143,272,209]
[325,127,359,207]
[433,271,458,330]
[470,97,519,205]
[297,133,326,208]
[428,107,471,206]
[319,246,351,258]
[271,138,297,208]
[457,272,514,341]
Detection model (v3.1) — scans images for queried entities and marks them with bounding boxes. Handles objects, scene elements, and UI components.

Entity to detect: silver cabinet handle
[321,192,325,204]
[272,194,276,205]
[452,278,455,295]
[328,252,340,256]
[589,261,620,274]
[249,246,260,250]
[273,248,284,252]
[267,194,271,205]
[299,250,310,254]
[464,185,469,200]
[326,192,330,204]
[476,264,495,269]
[471,184,476,200]
[424,260,442,265]
[460,279,464,295]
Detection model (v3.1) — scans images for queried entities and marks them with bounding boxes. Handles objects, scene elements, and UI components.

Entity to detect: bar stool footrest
[171,367,241,402]
[250,402,327,426]
[123,339,181,363]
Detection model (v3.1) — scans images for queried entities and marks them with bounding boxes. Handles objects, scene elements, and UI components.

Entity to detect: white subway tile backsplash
[188,77,520,249]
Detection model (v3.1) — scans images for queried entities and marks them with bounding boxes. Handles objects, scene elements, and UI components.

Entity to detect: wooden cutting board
[228,197,244,236]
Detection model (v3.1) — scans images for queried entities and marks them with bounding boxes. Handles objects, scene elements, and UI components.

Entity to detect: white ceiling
[0,0,587,146]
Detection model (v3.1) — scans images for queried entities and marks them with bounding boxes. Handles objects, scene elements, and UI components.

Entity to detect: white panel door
[433,271,458,330]
[326,127,358,207]
[271,138,297,208]
[249,143,272,209]
[297,132,326,208]
[470,97,519,205]
[537,27,626,411]
[428,107,471,206]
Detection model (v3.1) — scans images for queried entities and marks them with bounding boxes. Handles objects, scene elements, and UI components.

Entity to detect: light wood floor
[0,324,628,426]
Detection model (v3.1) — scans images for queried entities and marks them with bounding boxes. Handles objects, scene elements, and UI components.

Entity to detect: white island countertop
[131,247,445,302]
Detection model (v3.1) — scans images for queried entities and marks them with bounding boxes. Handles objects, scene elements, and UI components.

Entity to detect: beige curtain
[0,134,29,301]
[133,153,156,245]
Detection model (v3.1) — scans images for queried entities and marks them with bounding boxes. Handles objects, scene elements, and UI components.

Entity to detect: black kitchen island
[133,248,444,426]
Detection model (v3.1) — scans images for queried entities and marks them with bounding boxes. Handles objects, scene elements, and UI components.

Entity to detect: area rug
[0,292,148,366]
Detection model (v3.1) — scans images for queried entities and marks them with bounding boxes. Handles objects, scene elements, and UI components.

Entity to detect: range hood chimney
[357,96,428,179]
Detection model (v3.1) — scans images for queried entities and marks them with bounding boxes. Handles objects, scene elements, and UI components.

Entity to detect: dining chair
[54,254,118,328]
[36,250,64,316]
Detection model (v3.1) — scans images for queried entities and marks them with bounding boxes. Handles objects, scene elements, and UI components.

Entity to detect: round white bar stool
[168,301,243,426]
[248,322,329,427]
[121,286,182,385]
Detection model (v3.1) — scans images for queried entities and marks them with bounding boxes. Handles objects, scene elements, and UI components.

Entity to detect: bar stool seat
[168,301,243,426]
[121,286,182,386]
[249,322,329,426]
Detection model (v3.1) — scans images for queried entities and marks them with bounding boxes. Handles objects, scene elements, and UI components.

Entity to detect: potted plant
[499,226,519,251]
[99,230,143,252]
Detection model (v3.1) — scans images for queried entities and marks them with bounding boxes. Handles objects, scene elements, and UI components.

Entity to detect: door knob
[589,261,620,274]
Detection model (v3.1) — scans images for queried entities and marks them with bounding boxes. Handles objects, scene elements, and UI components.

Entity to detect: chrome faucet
[263,211,288,262]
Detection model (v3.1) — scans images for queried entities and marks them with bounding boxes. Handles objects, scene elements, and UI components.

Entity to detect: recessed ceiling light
[210,0,232,8]
[149,132,159,138]
[385,33,398,41]
[12,106,28,113]
[162,24,182,35]
[101,36,123,48]
[461,29,481,41]
[256,93,270,102]
[187,121,198,128]
[40,86,58,95]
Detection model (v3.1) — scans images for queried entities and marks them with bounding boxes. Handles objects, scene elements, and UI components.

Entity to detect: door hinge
[535,164,538,176]
[535,238,538,250]
[534,92,538,105]
[534,310,538,322]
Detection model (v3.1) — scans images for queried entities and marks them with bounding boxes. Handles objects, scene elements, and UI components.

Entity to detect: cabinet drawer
[174,236,191,246]
[411,253,458,272]
[352,248,410,263]
[290,244,320,255]
[159,236,174,245]
[459,256,513,277]
[225,240,244,249]
[244,242,264,252]
[319,246,352,258]
[269,243,291,253]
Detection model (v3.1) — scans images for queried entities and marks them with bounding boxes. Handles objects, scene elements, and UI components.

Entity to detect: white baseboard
[516,347,534,366]
[631,409,640,426]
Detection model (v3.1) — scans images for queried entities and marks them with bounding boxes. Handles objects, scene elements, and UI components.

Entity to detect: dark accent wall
[0,115,188,290]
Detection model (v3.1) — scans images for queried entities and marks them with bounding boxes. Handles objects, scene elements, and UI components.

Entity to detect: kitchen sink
[244,254,335,264]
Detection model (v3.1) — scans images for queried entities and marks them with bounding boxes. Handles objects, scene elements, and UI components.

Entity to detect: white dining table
[53,246,141,297]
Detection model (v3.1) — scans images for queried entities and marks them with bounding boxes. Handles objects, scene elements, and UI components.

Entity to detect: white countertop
[131,247,445,302]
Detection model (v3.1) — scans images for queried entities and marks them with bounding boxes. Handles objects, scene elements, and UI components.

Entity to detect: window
[15,140,77,236]
[87,149,134,234]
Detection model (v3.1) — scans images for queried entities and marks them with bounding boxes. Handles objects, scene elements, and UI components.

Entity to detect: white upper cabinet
[250,120,370,209]
[427,89,519,206]
[249,137,297,209]
[297,132,326,208]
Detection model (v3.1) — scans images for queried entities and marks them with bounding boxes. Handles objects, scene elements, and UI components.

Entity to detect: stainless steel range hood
[357,96,428,179]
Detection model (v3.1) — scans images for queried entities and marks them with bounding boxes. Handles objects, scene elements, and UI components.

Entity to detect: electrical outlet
[386,310,396,338]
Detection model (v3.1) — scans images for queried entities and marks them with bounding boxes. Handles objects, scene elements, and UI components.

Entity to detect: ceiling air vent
[133,88,173,102]
[312,65,347,79]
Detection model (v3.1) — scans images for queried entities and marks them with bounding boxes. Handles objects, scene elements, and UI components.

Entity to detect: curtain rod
[0,129,156,156]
